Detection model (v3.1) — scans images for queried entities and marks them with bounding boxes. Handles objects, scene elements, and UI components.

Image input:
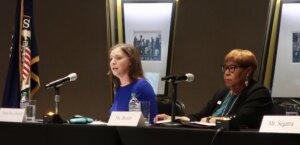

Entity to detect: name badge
[107,111,145,127]
[259,115,300,134]
[0,108,26,123]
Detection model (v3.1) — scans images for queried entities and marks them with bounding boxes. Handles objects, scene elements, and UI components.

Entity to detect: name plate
[259,115,300,134]
[107,111,145,127]
[0,108,25,123]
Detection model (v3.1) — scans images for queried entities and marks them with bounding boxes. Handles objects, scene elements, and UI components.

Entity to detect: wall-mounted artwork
[122,0,177,95]
[271,1,300,98]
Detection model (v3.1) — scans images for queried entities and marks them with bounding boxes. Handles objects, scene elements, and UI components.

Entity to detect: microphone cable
[210,127,224,145]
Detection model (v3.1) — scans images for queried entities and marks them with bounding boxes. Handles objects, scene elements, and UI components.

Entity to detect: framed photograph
[293,32,300,62]
[271,0,300,98]
[122,0,177,95]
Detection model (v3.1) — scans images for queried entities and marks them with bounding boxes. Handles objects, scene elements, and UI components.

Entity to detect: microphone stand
[44,86,64,124]
[54,87,60,114]
[161,79,182,126]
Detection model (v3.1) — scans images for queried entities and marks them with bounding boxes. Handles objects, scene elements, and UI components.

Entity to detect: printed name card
[0,108,25,123]
[259,115,300,134]
[107,111,145,127]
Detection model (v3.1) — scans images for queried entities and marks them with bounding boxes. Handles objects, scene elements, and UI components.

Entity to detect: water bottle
[128,93,141,111]
[20,95,28,109]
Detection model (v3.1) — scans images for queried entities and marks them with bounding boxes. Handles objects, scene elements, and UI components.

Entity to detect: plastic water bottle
[20,95,28,109]
[128,93,141,111]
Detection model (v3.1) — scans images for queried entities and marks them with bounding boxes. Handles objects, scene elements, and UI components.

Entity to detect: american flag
[21,29,32,82]
[22,47,31,80]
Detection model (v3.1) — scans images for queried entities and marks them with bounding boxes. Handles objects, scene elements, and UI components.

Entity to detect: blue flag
[2,0,40,108]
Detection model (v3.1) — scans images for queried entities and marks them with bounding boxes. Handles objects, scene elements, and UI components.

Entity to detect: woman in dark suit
[155,49,273,128]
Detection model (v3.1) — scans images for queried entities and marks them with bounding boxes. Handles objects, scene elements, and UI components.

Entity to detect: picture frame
[122,0,177,96]
[268,0,300,98]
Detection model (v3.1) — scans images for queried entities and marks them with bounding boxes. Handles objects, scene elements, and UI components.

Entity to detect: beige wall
[0,0,271,120]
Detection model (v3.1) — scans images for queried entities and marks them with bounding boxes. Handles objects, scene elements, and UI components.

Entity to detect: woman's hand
[200,116,225,124]
[154,114,171,123]
[154,114,190,123]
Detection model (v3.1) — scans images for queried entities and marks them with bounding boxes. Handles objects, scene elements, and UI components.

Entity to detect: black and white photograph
[293,32,300,63]
[133,31,161,61]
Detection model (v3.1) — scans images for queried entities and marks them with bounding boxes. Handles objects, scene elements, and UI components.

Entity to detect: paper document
[189,121,216,126]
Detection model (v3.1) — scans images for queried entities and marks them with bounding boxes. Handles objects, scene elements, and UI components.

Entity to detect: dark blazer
[188,80,273,128]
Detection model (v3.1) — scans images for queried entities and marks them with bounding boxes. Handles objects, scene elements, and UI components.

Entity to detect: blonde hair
[109,43,144,87]
[224,49,258,78]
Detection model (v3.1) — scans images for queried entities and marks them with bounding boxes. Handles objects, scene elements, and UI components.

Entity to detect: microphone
[161,73,194,82]
[45,73,77,89]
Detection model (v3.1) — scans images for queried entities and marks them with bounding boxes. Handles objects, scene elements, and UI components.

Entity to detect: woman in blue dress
[109,43,158,123]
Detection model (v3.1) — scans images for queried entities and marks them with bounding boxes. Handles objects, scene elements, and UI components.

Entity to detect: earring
[245,74,249,86]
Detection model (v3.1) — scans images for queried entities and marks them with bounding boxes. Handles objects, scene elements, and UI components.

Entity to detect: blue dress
[109,78,158,123]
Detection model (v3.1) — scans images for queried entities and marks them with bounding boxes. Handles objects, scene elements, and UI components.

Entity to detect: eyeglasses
[221,65,248,73]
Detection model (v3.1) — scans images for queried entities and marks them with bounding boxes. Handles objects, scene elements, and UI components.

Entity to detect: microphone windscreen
[68,73,77,81]
[185,73,194,82]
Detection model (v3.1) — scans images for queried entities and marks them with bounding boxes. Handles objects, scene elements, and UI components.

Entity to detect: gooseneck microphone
[45,73,77,89]
[161,73,194,82]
